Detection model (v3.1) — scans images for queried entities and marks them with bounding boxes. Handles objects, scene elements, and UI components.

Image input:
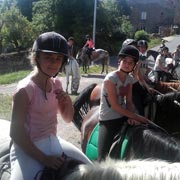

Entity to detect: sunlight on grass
[80,64,116,74]
[0,94,12,120]
[0,70,30,84]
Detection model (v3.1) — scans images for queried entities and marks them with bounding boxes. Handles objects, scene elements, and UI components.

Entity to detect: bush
[134,30,150,42]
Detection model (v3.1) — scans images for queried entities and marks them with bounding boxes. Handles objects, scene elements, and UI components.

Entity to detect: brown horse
[76,47,109,74]
[73,82,180,153]
[73,91,180,162]
[154,81,180,94]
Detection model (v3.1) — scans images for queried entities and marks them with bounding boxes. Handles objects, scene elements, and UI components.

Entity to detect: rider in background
[172,44,180,73]
[98,45,149,162]
[153,46,172,82]
[122,39,137,48]
[123,39,154,116]
[84,34,95,59]
[137,40,151,83]
[10,32,91,180]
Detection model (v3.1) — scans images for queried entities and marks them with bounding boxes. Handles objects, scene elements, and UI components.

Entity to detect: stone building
[126,0,180,35]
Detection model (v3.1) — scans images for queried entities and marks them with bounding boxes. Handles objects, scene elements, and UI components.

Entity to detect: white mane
[65,158,180,180]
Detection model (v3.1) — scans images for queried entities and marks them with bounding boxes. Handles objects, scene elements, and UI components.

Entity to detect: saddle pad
[85,124,99,160]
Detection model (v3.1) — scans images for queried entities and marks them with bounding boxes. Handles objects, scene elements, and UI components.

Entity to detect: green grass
[0,94,12,120]
[149,38,162,49]
[0,70,31,84]
[0,65,112,120]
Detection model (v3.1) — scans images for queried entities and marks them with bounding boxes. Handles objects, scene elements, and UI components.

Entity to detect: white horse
[65,158,180,180]
[64,57,81,94]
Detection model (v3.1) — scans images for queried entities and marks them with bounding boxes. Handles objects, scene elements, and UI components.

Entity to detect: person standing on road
[172,44,180,73]
[98,45,149,162]
[66,36,81,95]
[10,31,91,180]
[67,36,75,58]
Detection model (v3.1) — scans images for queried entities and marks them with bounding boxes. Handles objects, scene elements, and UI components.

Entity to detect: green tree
[32,0,55,36]
[134,30,150,42]
[15,0,33,21]
[1,6,34,52]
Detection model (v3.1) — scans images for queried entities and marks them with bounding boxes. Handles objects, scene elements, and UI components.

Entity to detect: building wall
[127,0,177,35]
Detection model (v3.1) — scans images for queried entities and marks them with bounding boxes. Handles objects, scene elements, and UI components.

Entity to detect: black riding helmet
[33,31,68,56]
[118,45,139,64]
[161,46,169,52]
[85,34,90,40]
[122,39,137,48]
[32,31,68,74]
[137,40,148,49]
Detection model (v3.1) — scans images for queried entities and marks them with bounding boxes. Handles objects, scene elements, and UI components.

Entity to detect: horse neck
[125,125,180,162]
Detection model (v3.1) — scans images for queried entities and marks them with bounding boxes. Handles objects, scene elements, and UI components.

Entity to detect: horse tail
[72,83,97,131]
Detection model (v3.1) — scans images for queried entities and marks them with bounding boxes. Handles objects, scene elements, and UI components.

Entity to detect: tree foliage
[0,0,135,55]
[0,6,34,52]
[134,30,150,42]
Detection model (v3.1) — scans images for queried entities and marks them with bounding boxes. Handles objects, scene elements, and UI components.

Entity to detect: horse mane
[64,158,180,180]
[73,83,97,130]
[153,91,180,134]
[125,125,180,162]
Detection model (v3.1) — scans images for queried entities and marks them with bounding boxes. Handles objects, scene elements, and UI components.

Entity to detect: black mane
[125,125,180,162]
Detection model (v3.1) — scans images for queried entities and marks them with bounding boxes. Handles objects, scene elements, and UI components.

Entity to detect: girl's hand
[42,155,66,170]
[128,118,141,125]
[54,89,70,103]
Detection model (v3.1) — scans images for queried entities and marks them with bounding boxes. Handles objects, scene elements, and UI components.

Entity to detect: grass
[149,38,162,49]
[0,94,12,120]
[0,64,112,120]
[0,70,31,84]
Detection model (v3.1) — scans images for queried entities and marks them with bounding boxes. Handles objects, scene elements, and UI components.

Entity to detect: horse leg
[106,57,109,74]
[66,74,69,93]
[101,63,104,74]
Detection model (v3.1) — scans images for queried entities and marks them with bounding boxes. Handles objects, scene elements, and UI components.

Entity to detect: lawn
[0,65,110,120]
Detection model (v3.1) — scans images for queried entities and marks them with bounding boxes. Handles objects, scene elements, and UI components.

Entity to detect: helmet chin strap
[120,68,132,74]
[120,65,136,74]
[36,60,56,100]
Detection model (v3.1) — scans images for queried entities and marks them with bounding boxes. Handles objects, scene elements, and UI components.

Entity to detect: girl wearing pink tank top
[10,32,91,180]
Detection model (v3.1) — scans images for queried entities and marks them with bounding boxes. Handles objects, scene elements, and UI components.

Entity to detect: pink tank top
[16,75,63,141]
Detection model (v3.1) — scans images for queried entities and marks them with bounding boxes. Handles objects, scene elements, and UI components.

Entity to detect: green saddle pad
[85,123,130,161]
[85,123,99,160]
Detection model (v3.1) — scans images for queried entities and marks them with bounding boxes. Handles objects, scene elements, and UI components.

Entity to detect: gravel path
[0,74,105,149]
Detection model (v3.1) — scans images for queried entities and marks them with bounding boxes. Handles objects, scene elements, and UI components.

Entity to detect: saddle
[86,123,132,160]
[0,140,11,180]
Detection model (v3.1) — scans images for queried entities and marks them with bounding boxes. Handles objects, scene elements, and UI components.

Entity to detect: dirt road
[0,74,105,149]
[57,74,104,149]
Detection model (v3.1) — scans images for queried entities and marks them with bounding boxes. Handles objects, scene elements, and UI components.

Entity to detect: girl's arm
[105,80,148,123]
[55,89,74,123]
[135,62,154,93]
